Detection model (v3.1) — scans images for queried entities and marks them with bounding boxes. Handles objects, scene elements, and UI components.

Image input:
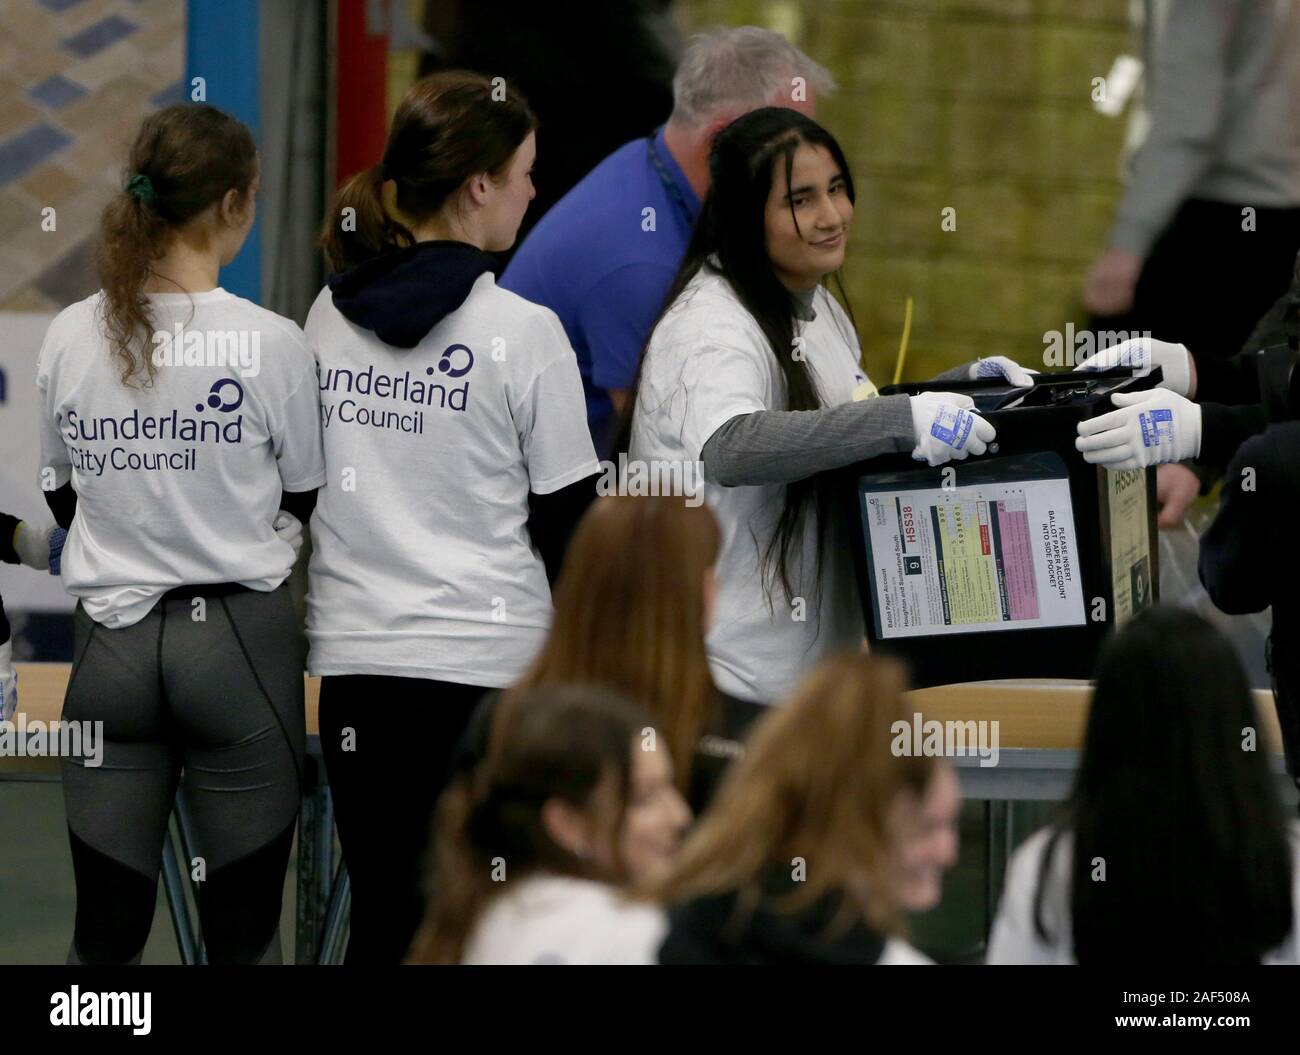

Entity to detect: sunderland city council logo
[434,343,474,379]
[196,377,244,413]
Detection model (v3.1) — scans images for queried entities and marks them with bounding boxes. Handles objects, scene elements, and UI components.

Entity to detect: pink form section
[994,502,1039,620]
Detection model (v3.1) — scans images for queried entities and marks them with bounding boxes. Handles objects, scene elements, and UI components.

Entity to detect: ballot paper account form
[858,455,1087,639]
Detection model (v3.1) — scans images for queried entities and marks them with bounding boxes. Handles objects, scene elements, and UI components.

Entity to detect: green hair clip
[125,173,156,206]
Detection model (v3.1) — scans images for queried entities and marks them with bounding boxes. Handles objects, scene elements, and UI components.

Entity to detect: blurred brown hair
[319,70,536,273]
[643,651,936,936]
[406,685,651,965]
[513,495,721,793]
[97,104,258,386]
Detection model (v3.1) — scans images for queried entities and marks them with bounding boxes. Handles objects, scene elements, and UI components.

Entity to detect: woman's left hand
[968,356,1037,388]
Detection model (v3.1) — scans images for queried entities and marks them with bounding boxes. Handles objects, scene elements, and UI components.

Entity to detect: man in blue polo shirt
[501,27,833,454]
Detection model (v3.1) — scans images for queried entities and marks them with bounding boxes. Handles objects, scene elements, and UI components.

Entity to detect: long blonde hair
[644,651,936,936]
[514,496,720,792]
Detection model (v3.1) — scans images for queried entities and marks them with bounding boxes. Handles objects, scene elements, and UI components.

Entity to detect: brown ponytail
[96,104,258,388]
[319,70,536,275]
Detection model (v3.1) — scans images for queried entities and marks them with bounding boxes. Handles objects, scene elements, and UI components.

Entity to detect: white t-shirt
[36,289,325,628]
[987,824,1300,964]
[629,267,869,704]
[304,274,599,685]
[461,874,667,965]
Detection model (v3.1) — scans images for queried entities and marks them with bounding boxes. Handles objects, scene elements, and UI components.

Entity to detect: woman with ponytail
[306,71,601,963]
[406,685,689,965]
[35,104,324,964]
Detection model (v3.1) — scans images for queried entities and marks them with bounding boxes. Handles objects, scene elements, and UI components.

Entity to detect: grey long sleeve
[1111,0,1300,258]
[701,394,915,486]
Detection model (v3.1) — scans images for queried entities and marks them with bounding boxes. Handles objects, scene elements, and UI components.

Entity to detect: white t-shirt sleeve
[670,325,771,463]
[513,314,600,495]
[986,832,1065,965]
[265,333,326,492]
[35,332,72,490]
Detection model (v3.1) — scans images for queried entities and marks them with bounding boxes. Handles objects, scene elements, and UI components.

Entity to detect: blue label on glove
[1138,408,1174,448]
[974,360,1005,379]
[931,408,973,449]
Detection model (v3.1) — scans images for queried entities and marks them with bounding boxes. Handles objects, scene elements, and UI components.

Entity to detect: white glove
[969,356,1037,387]
[13,519,65,574]
[909,392,996,466]
[0,637,16,722]
[1073,337,1193,398]
[1075,389,1201,470]
[273,511,305,560]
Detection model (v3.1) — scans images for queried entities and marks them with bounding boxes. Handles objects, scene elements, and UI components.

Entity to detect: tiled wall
[0,0,184,314]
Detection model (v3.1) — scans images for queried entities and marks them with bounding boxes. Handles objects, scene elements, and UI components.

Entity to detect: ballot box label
[857,455,1087,639]
[1102,467,1153,626]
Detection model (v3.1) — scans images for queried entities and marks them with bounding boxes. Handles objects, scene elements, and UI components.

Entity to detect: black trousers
[318,674,489,964]
[1092,198,1300,362]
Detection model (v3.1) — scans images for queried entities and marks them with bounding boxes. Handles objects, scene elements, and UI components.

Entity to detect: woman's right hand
[908,392,996,466]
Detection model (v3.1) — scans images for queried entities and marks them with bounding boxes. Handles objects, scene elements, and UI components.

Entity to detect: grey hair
[669,26,836,131]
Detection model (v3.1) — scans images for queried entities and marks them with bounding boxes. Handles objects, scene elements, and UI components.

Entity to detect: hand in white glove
[1073,337,1194,398]
[0,637,16,722]
[969,356,1037,388]
[1075,389,1201,470]
[273,511,305,560]
[14,520,51,570]
[909,392,996,466]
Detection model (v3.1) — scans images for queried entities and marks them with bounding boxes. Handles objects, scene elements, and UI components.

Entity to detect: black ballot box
[832,369,1163,688]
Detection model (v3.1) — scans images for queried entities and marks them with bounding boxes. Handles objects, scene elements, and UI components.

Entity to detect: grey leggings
[61,583,305,964]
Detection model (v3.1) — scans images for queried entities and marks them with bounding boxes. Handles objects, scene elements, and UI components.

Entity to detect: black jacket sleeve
[1192,347,1264,407]
[1197,402,1269,473]
[1199,422,1300,615]
[526,472,600,585]
[43,483,77,531]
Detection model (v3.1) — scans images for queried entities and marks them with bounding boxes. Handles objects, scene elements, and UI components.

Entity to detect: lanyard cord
[645,133,695,228]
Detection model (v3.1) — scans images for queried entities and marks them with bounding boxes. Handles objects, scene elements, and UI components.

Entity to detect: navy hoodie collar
[328,240,497,349]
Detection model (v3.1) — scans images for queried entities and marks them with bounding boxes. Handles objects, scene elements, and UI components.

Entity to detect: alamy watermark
[595,454,704,507]
[1041,325,1152,369]
[151,324,261,378]
[0,713,103,767]
[891,712,1000,768]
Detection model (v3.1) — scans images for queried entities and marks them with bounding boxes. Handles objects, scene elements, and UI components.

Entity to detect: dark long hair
[1033,606,1294,964]
[97,104,258,386]
[406,685,653,964]
[619,107,860,606]
[319,70,536,274]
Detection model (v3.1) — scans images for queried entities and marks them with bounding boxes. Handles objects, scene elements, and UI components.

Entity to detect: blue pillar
[186,0,261,301]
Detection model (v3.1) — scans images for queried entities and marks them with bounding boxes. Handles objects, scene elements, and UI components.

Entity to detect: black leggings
[318,675,489,965]
[61,584,305,965]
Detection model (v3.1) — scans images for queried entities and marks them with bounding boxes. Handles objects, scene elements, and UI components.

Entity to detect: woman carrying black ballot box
[625,107,1037,707]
